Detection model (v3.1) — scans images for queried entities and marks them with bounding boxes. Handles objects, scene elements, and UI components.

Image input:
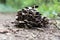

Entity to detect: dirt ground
[0,12,60,40]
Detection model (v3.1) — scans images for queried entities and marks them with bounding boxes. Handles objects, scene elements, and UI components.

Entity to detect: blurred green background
[0,0,60,18]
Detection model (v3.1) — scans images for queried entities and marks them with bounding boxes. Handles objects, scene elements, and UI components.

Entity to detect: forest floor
[0,12,60,40]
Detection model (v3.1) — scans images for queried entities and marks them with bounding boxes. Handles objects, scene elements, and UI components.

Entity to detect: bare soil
[0,12,60,40]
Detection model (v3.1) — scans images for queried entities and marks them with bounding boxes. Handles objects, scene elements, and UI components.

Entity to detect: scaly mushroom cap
[14,5,49,28]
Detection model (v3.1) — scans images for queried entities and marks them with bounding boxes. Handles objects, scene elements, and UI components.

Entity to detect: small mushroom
[12,5,49,28]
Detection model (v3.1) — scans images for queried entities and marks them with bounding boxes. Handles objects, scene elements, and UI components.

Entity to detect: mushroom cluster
[13,5,49,28]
